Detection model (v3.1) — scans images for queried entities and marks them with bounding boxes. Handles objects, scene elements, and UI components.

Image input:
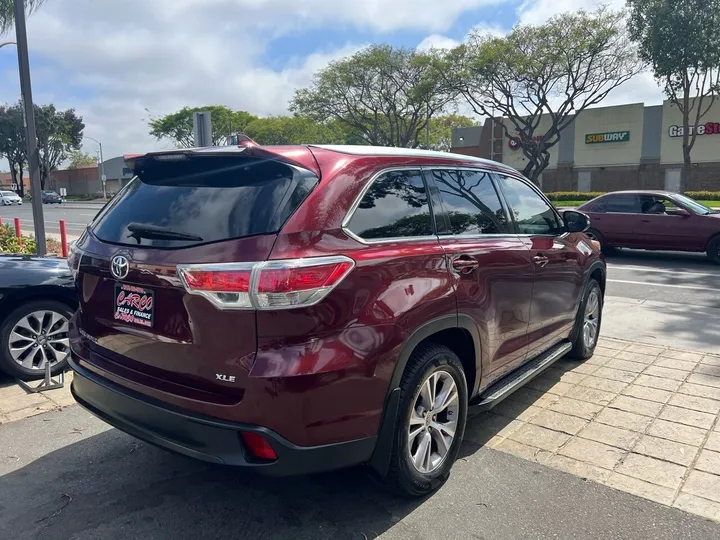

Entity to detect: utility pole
[85,136,106,199]
[13,0,45,256]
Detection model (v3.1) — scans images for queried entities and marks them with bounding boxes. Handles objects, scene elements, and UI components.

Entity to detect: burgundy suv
[68,143,605,496]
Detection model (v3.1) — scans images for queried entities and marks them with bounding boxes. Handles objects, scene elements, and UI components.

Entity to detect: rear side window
[594,194,641,213]
[346,170,433,240]
[91,155,318,248]
[431,169,509,234]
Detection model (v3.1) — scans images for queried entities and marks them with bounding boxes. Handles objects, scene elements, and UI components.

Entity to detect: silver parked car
[0,190,23,206]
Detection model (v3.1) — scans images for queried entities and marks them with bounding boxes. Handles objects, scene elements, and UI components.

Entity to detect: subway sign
[668,122,720,137]
[585,131,630,144]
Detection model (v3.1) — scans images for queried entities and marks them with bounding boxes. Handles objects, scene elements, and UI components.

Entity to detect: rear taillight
[177,256,355,310]
[67,243,82,278]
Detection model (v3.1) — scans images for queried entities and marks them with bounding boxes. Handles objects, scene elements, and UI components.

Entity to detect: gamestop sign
[668,122,720,137]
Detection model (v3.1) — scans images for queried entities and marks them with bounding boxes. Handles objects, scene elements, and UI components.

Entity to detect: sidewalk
[471,337,720,522]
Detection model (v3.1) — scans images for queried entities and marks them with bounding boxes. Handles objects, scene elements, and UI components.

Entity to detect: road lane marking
[608,279,716,291]
[608,265,718,278]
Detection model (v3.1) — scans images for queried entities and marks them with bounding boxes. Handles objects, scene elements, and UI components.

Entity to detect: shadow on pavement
[1,358,719,540]
[605,248,714,270]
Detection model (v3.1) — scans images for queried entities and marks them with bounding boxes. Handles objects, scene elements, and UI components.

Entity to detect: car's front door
[494,174,585,359]
[633,195,704,251]
[427,168,534,387]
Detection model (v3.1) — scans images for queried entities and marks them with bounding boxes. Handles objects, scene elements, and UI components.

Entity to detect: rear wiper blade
[127,223,203,243]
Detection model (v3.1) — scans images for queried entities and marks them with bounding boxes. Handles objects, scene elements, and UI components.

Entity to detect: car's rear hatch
[73,147,321,401]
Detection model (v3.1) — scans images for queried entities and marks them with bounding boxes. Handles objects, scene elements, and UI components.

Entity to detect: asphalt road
[4,202,718,307]
[0,202,102,237]
[1,406,718,540]
[605,249,720,309]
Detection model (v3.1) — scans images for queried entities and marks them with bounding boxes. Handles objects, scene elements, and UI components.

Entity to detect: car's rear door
[494,174,585,359]
[428,168,534,386]
[584,193,643,248]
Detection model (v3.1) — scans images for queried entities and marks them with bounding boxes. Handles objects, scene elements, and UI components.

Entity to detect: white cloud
[517,0,625,25]
[0,0,502,160]
[417,34,461,52]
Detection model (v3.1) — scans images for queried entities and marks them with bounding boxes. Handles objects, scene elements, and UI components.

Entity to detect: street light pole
[12,0,45,256]
[85,136,106,200]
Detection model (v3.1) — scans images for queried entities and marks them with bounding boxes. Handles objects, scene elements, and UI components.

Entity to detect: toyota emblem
[111,255,130,280]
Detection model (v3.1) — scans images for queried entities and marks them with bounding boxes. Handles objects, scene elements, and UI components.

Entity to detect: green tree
[148,106,257,147]
[0,103,27,196]
[627,0,720,190]
[441,8,644,184]
[35,104,85,189]
[66,149,96,169]
[243,115,353,145]
[424,114,479,151]
[0,0,45,33]
[291,45,455,148]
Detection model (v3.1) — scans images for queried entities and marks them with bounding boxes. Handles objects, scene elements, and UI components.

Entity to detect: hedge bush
[544,191,720,201]
[0,224,63,256]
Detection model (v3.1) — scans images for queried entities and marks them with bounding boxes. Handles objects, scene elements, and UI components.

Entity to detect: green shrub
[544,192,605,201]
[545,191,720,202]
[0,224,63,256]
[685,191,720,201]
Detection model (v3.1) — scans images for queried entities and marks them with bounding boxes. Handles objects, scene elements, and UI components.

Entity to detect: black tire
[568,280,603,360]
[585,228,614,254]
[385,344,468,497]
[0,300,73,380]
[707,236,720,265]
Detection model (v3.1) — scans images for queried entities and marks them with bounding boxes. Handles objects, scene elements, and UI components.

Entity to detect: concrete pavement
[1,405,719,540]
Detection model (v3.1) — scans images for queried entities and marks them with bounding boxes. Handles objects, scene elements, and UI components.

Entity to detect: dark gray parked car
[0,255,76,380]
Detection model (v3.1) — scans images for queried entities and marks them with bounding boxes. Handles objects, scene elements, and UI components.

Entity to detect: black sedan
[0,255,76,380]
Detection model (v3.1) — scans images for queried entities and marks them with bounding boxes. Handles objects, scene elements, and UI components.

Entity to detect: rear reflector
[177,256,355,310]
[240,432,277,461]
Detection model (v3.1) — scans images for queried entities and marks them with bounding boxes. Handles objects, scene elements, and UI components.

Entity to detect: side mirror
[563,210,590,233]
[676,208,691,217]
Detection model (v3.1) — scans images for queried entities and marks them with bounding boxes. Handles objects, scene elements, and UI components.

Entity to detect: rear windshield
[91,154,318,248]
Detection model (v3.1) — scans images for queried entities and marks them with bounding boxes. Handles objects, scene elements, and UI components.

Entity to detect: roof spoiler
[123,139,320,178]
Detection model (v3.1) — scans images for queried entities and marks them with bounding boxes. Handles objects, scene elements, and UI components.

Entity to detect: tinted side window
[497,175,564,235]
[431,169,509,234]
[595,194,641,213]
[347,170,433,240]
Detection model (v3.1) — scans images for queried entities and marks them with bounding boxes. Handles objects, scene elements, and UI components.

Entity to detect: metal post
[13,0,45,256]
[59,220,68,257]
[490,109,495,161]
[193,111,213,147]
[426,102,430,149]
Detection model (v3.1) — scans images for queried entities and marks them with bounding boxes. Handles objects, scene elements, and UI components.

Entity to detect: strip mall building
[450,99,720,192]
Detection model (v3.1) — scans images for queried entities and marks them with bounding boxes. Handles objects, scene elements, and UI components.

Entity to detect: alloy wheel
[407,370,459,474]
[583,290,600,349]
[8,310,70,371]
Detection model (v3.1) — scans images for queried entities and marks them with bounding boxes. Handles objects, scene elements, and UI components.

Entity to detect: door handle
[533,255,549,267]
[452,255,479,274]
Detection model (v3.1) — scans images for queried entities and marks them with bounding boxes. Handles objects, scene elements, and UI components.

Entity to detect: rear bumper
[69,354,376,476]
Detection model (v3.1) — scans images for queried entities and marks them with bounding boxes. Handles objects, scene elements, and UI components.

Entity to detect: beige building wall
[661,98,720,164]
[573,103,644,167]
[500,116,558,170]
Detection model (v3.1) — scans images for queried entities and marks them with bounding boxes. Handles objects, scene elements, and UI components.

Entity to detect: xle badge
[216,374,236,383]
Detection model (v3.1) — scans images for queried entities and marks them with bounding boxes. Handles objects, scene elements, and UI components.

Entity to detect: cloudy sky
[0,0,663,163]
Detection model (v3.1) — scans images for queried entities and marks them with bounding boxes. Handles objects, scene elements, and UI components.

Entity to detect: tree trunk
[17,164,24,198]
[681,87,691,193]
